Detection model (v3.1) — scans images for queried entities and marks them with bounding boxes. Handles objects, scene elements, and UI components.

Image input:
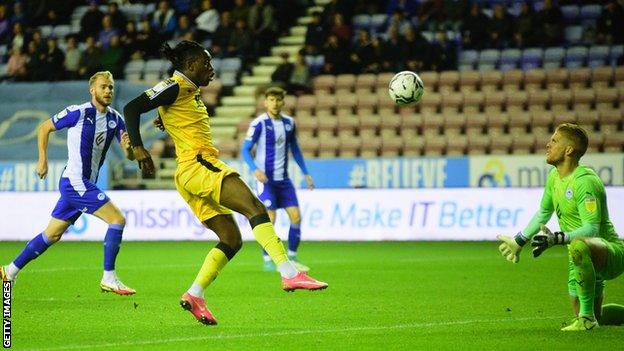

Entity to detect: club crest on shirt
[108,120,117,129]
[584,194,597,213]
[565,188,573,199]
[285,124,292,131]
[97,193,106,201]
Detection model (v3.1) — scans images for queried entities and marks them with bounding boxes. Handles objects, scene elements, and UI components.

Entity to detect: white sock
[263,254,272,262]
[287,250,297,258]
[278,261,298,279]
[5,263,20,280]
[102,270,117,282]
[187,283,204,298]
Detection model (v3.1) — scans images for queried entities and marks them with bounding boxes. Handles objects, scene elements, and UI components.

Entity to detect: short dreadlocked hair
[160,40,207,71]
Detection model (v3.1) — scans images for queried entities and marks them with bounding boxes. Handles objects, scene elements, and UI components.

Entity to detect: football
[388,71,425,107]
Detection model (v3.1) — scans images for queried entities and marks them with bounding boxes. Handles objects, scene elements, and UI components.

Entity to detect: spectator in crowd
[442,0,470,31]
[513,2,536,48]
[211,11,233,57]
[25,40,46,81]
[228,18,253,67]
[384,9,412,37]
[461,3,490,50]
[80,0,104,40]
[0,5,9,45]
[64,36,82,80]
[386,0,418,18]
[78,36,103,78]
[429,30,457,72]
[329,13,351,44]
[536,0,563,47]
[136,19,160,58]
[349,29,373,74]
[403,26,430,71]
[271,52,293,89]
[176,14,196,39]
[417,0,443,31]
[100,34,124,79]
[10,22,26,53]
[322,34,349,75]
[9,1,26,26]
[248,0,277,56]
[230,0,250,24]
[107,2,127,32]
[99,15,121,49]
[42,9,61,27]
[288,50,312,95]
[195,0,219,41]
[151,0,178,41]
[366,35,386,73]
[488,4,513,48]
[384,25,405,71]
[322,0,353,29]
[3,47,28,81]
[30,30,46,53]
[596,1,624,45]
[43,36,65,81]
[304,11,325,55]
[120,20,140,60]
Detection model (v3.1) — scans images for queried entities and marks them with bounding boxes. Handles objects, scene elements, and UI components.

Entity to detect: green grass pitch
[3,241,623,350]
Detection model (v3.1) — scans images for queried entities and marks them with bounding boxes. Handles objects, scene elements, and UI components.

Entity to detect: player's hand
[531,225,567,258]
[132,146,155,178]
[36,159,48,179]
[305,174,315,190]
[497,234,523,263]
[153,116,165,131]
[254,169,268,183]
[120,132,132,150]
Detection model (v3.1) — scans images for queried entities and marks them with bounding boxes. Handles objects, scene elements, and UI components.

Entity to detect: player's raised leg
[93,201,135,295]
[1,218,70,283]
[284,206,309,272]
[181,214,242,325]
[562,238,607,331]
[219,174,327,291]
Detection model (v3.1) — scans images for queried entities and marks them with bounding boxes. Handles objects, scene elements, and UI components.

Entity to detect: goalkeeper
[497,123,624,331]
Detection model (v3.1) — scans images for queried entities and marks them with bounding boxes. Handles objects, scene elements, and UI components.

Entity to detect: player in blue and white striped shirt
[241,87,314,272]
[1,71,136,295]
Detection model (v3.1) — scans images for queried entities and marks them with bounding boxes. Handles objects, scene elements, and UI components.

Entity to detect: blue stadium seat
[370,14,387,34]
[564,25,584,45]
[38,25,53,38]
[500,49,521,66]
[520,48,543,71]
[543,47,565,64]
[221,57,242,73]
[579,4,602,21]
[610,45,623,65]
[588,46,610,68]
[479,49,500,67]
[124,60,145,81]
[352,14,371,31]
[459,50,479,70]
[52,25,72,39]
[560,5,579,23]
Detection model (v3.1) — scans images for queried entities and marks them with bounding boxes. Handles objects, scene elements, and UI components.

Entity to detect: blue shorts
[256,179,299,210]
[50,177,110,223]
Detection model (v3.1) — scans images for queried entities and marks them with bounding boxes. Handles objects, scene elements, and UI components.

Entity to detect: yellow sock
[194,248,229,289]
[252,222,288,265]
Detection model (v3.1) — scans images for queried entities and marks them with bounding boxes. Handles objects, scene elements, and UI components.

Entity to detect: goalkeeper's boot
[263,260,276,272]
[288,255,310,272]
[180,292,217,325]
[561,316,598,331]
[282,272,328,292]
[0,266,14,283]
[100,278,136,295]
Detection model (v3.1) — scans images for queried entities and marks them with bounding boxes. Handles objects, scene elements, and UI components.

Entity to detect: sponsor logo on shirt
[584,194,597,213]
[565,188,573,199]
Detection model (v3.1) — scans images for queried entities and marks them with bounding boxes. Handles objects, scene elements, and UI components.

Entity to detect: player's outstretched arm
[120,131,136,161]
[36,119,57,179]
[497,233,527,263]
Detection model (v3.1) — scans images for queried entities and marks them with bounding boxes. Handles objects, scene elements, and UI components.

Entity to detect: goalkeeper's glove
[497,232,528,263]
[531,224,568,258]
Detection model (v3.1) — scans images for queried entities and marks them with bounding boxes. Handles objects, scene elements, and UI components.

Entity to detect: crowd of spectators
[0,0,309,82]
[300,0,623,77]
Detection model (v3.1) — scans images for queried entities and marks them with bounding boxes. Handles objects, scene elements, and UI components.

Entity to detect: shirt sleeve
[241,120,262,171]
[289,121,309,175]
[123,79,179,147]
[522,169,555,237]
[115,116,127,143]
[575,175,603,225]
[51,105,81,130]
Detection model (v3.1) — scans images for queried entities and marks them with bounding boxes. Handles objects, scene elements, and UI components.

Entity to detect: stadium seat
[577,110,599,133]
[531,111,554,136]
[317,136,339,157]
[381,138,403,156]
[489,136,512,155]
[400,111,422,133]
[418,71,439,92]
[543,47,566,65]
[591,66,613,87]
[560,5,579,23]
[598,108,622,133]
[459,70,480,92]
[376,90,397,115]
[500,49,522,71]
[446,135,467,156]
[550,89,572,111]
[359,115,381,138]
[579,4,602,21]
[39,25,53,38]
[317,117,337,138]
[124,60,145,81]
[221,58,242,73]
[352,14,371,31]
[568,68,591,89]
[609,45,623,65]
[481,70,502,92]
[441,92,462,113]
[338,136,361,157]
[360,136,382,157]
[419,91,441,114]
[564,25,584,45]
[463,91,484,113]
[511,133,535,154]
[545,68,569,90]
[506,90,528,112]
[335,74,355,94]
[298,138,319,158]
[603,131,624,153]
[464,113,486,136]
[402,135,424,156]
[459,50,479,70]
[313,75,336,94]
[588,46,610,68]
[508,111,531,135]
[553,110,578,126]
[572,89,595,111]
[297,95,317,115]
[528,90,549,112]
[422,111,443,135]
[316,95,337,116]
[52,25,72,38]
[565,46,589,68]
[479,49,501,68]
[484,90,506,113]
[523,69,546,91]
[335,93,357,115]
[356,93,378,116]
[485,111,509,136]
[502,69,523,91]
[369,14,387,34]
[296,117,318,135]
[423,134,446,156]
[354,74,377,93]
[443,111,465,136]
[334,113,357,137]
[467,133,489,155]
[438,71,459,93]
[594,87,618,110]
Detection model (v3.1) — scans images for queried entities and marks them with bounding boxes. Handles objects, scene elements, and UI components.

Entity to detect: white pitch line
[24,316,563,351]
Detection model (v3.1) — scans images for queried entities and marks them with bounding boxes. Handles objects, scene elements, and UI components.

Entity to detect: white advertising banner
[0,188,623,241]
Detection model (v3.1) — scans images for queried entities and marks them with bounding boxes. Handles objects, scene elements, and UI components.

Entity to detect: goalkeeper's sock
[250,214,297,278]
[189,243,237,297]
[569,240,596,318]
[599,303,624,326]
[13,233,52,269]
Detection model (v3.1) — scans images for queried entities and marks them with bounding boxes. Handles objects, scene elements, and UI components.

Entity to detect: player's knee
[44,231,62,243]
[217,240,241,260]
[290,213,302,225]
[569,239,590,266]
[249,197,268,216]
[110,215,126,227]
